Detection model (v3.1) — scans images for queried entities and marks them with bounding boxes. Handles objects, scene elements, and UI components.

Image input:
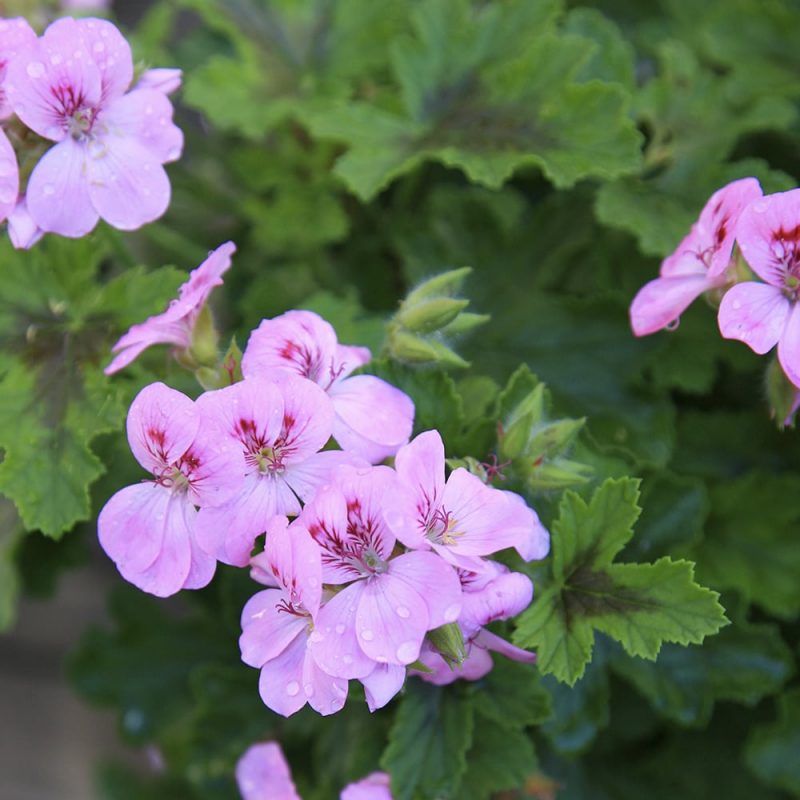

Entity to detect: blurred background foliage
[3,0,800,798]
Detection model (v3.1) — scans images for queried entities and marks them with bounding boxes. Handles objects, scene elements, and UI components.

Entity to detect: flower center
[427,507,461,546]
[255,445,285,474]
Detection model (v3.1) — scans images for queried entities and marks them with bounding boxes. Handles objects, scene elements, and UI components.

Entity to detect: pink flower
[105,241,235,374]
[194,374,360,566]
[630,178,762,336]
[718,189,800,386]
[97,382,244,597]
[7,196,43,249]
[236,741,393,800]
[415,561,535,685]
[240,516,349,717]
[6,17,183,237]
[301,465,462,677]
[386,430,549,571]
[236,742,301,800]
[134,68,182,95]
[242,310,414,464]
[0,128,18,223]
[0,17,36,120]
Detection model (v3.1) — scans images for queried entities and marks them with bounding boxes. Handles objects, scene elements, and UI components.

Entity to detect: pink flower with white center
[301,465,462,678]
[236,741,300,800]
[630,178,763,336]
[719,189,800,386]
[240,516,348,717]
[386,430,549,571]
[6,17,183,237]
[105,241,235,374]
[415,561,535,685]
[0,17,36,120]
[242,310,414,464]
[194,373,361,566]
[0,128,18,223]
[236,741,393,800]
[98,383,244,597]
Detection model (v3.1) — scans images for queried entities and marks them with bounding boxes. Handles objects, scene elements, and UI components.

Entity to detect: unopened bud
[427,622,466,667]
[525,458,593,491]
[527,418,585,461]
[188,305,219,368]
[397,297,470,334]
[405,267,472,306]
[439,311,491,336]
[389,331,470,368]
[501,411,535,460]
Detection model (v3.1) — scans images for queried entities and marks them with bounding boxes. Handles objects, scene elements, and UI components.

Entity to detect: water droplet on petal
[396,606,410,618]
[665,318,680,332]
[396,641,418,662]
[42,183,55,197]
[360,629,374,641]
[444,604,460,622]
[50,54,62,66]
[26,61,45,78]
[304,683,314,697]
[309,630,323,643]
[335,624,346,635]
[732,300,742,310]
[286,681,300,697]
[342,654,353,665]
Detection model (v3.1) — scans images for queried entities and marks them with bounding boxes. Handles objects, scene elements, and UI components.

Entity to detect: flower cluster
[630,180,800,423]
[99,243,549,719]
[236,741,392,800]
[0,14,182,247]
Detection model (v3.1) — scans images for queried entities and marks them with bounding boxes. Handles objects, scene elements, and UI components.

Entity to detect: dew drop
[167,147,181,160]
[396,606,410,619]
[42,183,55,197]
[93,41,106,53]
[732,300,742,310]
[335,623,346,635]
[396,641,418,662]
[26,61,45,79]
[304,683,314,697]
[444,604,460,623]
[50,54,62,66]
[360,629,374,641]
[286,681,300,697]
[343,654,353,665]
[665,318,680,332]
[309,630,323,643]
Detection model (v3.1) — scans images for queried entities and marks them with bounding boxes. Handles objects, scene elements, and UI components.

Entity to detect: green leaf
[612,613,794,726]
[453,714,537,800]
[472,659,552,729]
[304,0,641,199]
[692,472,800,619]
[514,479,728,684]
[745,689,800,797]
[0,499,23,631]
[381,680,474,800]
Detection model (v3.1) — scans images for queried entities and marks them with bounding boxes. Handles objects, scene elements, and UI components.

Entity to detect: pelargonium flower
[242,310,414,464]
[105,241,235,374]
[6,17,183,237]
[718,189,800,386]
[630,178,762,336]
[195,373,361,567]
[0,16,36,120]
[240,516,348,717]
[236,741,393,800]
[98,382,243,597]
[301,465,462,677]
[386,430,550,571]
[415,561,535,685]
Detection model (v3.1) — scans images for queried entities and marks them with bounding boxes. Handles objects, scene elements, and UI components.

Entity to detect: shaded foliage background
[2,0,800,798]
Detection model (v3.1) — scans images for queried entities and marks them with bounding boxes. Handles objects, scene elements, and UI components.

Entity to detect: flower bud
[405,267,473,306]
[427,622,466,667]
[388,331,470,368]
[524,458,593,491]
[188,305,220,368]
[396,297,470,334]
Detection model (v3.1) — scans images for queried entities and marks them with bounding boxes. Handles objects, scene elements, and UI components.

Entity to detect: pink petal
[778,302,800,388]
[240,588,309,668]
[386,550,462,628]
[283,450,367,505]
[86,135,171,230]
[126,382,198,473]
[341,772,393,800]
[98,482,169,576]
[303,648,349,716]
[309,582,377,679]
[355,572,430,666]
[279,374,336,459]
[499,490,550,561]
[123,494,195,597]
[0,18,37,120]
[181,428,245,509]
[334,344,372,378]
[182,532,217,590]
[257,632,310,717]
[360,663,405,712]
[76,18,133,102]
[736,190,800,286]
[459,570,533,638]
[415,642,493,686]
[134,67,182,95]
[6,18,101,140]
[0,128,18,221]
[629,274,714,336]
[263,517,323,616]
[300,483,356,584]
[330,375,415,463]
[195,475,299,567]
[177,241,236,310]
[7,196,43,250]
[101,88,183,163]
[242,310,339,385]
[26,139,99,237]
[104,315,191,375]
[718,282,790,354]
[236,742,301,800]
[473,628,536,664]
